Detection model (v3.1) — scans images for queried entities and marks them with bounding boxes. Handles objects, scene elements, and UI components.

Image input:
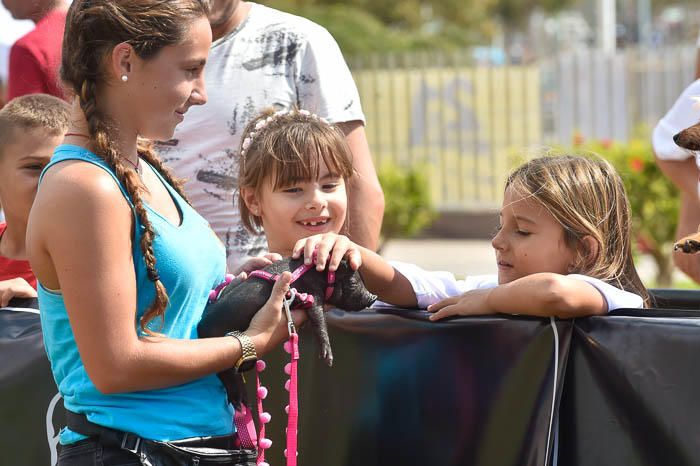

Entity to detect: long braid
[62,0,209,333]
[137,139,190,203]
[80,80,170,334]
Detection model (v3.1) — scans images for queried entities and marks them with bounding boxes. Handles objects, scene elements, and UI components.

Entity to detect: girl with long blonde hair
[295,154,648,317]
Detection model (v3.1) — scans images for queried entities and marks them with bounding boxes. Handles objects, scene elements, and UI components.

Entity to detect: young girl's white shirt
[382,261,644,311]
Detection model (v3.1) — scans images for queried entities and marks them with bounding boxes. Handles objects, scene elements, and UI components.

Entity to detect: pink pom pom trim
[257,386,268,399]
[256,360,266,372]
[258,438,272,449]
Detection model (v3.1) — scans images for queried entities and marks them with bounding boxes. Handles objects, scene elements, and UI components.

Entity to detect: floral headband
[240,109,330,158]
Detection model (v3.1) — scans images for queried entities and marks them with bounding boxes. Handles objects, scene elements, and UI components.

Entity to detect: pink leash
[284,332,300,465]
[232,289,304,466]
[228,260,336,465]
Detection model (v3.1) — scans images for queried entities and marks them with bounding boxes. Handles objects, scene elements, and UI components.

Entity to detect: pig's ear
[342,276,377,311]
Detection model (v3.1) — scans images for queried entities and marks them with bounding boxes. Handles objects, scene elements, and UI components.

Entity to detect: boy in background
[0,93,68,305]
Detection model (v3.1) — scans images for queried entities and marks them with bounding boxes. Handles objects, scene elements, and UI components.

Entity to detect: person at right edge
[653,29,700,283]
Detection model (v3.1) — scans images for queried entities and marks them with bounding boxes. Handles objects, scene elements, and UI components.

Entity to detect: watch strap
[227,331,257,372]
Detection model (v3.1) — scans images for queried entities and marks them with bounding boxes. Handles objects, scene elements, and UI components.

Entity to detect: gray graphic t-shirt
[158,3,365,271]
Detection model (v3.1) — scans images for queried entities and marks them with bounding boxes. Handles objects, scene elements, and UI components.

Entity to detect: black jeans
[58,438,141,466]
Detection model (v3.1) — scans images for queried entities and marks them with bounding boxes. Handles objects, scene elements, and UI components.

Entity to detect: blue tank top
[38,145,232,444]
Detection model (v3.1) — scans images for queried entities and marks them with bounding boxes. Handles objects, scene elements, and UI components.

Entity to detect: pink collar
[248,262,337,304]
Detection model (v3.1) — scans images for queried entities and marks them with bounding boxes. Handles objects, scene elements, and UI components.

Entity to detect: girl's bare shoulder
[37,160,130,211]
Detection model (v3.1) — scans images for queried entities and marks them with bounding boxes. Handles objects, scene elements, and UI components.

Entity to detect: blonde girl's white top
[386,261,644,311]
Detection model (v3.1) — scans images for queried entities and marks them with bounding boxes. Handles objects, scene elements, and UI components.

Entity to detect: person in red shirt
[3,0,68,100]
[0,93,68,305]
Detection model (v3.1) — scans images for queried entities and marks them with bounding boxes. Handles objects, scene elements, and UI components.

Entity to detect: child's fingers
[428,304,458,321]
[291,239,305,259]
[348,248,362,270]
[292,236,317,259]
[327,240,361,271]
[230,272,247,286]
[242,257,272,272]
[426,296,459,313]
[304,238,321,265]
[15,286,37,298]
[0,280,37,307]
[313,234,338,270]
[263,253,283,262]
[326,236,350,271]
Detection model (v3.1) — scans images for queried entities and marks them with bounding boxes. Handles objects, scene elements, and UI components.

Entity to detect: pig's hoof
[320,345,334,367]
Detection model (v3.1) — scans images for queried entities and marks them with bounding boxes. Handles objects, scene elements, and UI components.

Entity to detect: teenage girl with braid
[26,2,304,465]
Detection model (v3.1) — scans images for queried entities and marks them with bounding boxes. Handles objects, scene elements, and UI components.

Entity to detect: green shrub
[377,163,437,246]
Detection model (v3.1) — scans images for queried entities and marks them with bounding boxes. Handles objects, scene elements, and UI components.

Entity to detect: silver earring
[121,74,128,82]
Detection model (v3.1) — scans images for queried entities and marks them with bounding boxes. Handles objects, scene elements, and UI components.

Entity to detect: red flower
[636,234,652,254]
[573,132,585,146]
[629,157,644,173]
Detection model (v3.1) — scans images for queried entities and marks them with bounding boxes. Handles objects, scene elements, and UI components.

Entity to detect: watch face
[237,357,257,373]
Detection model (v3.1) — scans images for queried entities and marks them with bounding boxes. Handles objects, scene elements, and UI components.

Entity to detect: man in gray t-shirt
[158,0,384,271]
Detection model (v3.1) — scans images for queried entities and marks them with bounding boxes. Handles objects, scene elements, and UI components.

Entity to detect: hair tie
[147,270,160,282]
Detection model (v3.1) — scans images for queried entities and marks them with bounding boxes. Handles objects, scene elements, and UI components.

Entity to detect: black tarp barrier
[558,308,700,466]
[2,295,699,466]
[259,309,571,466]
[0,298,63,466]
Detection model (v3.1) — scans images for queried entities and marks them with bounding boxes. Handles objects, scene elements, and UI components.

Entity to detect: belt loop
[120,432,142,455]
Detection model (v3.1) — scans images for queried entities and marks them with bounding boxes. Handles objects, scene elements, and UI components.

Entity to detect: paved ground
[382,238,497,277]
[381,238,687,286]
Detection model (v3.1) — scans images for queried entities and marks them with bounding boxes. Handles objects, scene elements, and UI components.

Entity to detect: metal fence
[349,46,697,210]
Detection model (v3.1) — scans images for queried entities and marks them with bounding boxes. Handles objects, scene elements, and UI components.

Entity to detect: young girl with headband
[295,154,648,317]
[237,107,355,268]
